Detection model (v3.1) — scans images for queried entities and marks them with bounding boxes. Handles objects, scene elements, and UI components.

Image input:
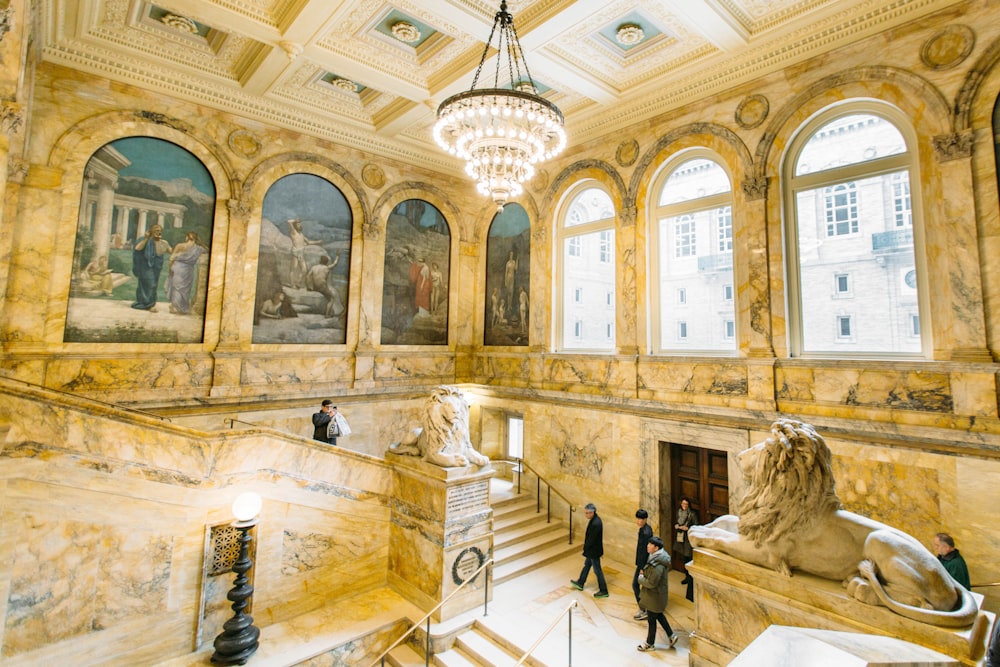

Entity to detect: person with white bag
[327,406,351,446]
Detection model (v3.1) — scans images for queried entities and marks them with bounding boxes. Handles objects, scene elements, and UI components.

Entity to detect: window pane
[795,169,919,354]
[892,173,912,227]
[563,230,615,350]
[716,206,732,252]
[659,212,736,352]
[795,114,905,176]
[659,158,730,206]
[507,416,523,459]
[566,188,614,226]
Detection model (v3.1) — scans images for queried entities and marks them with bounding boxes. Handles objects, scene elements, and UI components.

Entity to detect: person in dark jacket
[933,533,971,590]
[632,509,653,620]
[570,503,609,598]
[637,536,679,652]
[312,399,334,443]
[986,614,1000,667]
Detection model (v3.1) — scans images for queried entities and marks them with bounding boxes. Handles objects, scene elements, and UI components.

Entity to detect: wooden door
[666,443,729,570]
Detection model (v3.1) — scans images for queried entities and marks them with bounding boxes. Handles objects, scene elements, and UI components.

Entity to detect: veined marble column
[927,132,990,362]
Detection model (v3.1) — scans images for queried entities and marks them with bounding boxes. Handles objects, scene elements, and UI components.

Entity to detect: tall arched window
[651,152,736,353]
[556,182,615,351]
[785,104,924,356]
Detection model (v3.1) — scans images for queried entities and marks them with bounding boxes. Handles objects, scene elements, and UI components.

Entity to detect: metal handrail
[226,418,258,429]
[513,599,578,666]
[0,375,171,421]
[369,557,494,667]
[973,582,1000,588]
[514,458,576,543]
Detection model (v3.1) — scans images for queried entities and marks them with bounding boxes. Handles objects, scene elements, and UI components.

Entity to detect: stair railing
[513,599,579,666]
[515,458,576,544]
[368,557,494,667]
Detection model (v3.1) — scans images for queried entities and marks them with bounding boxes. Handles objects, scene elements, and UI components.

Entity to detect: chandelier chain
[433,1,566,212]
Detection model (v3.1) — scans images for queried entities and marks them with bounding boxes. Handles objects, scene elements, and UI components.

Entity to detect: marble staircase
[491,493,577,585]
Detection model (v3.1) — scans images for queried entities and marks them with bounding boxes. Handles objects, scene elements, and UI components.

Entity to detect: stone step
[430,647,480,667]
[493,496,545,521]
[386,642,428,666]
[492,540,581,585]
[456,628,521,665]
[494,530,570,567]
[493,519,560,550]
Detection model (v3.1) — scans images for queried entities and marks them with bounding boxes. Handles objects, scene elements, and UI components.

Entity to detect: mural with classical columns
[65,137,216,343]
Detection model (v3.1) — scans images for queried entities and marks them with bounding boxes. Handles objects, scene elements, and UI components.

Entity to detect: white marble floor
[467,477,695,665]
[469,547,696,666]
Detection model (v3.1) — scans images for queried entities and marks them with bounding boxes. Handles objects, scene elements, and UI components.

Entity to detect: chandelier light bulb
[432,2,566,210]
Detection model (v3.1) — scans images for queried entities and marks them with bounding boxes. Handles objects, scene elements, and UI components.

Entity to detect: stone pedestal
[386,452,495,621]
[688,548,990,667]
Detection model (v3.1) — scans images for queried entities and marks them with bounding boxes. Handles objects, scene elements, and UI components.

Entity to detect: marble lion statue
[389,385,490,468]
[689,418,984,634]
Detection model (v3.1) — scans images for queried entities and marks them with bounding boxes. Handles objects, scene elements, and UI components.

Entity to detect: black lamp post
[212,492,262,665]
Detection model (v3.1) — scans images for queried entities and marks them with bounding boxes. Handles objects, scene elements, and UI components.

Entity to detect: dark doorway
[665,443,729,571]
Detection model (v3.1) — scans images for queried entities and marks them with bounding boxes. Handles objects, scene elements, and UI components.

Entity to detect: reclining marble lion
[389,385,490,468]
[689,418,983,634]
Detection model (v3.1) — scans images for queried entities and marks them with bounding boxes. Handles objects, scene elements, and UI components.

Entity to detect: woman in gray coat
[637,536,679,651]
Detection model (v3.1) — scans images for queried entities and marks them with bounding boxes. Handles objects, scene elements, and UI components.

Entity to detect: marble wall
[0,379,393,665]
[2,0,1000,662]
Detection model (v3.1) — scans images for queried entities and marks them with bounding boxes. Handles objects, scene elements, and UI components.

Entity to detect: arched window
[556,183,615,351]
[785,104,923,356]
[650,152,736,353]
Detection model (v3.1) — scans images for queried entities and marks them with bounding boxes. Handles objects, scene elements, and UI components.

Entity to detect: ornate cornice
[7,157,28,183]
[227,197,251,219]
[932,131,974,162]
[742,175,768,201]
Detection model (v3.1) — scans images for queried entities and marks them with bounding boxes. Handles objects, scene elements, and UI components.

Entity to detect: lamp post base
[211,520,260,665]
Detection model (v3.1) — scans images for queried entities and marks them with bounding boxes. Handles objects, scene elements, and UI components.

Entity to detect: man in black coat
[570,503,609,598]
[312,399,334,443]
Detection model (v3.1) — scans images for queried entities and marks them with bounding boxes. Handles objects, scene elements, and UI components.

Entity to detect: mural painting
[65,137,216,343]
[484,204,530,346]
[381,199,450,345]
[252,174,353,344]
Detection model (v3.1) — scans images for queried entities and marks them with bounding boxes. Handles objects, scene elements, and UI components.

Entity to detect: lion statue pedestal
[384,386,494,622]
[686,548,990,666]
[687,418,989,666]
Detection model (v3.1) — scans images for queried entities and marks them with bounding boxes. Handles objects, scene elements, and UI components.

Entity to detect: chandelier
[433,1,566,212]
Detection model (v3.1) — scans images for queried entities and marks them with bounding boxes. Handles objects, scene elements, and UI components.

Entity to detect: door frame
[637,420,752,546]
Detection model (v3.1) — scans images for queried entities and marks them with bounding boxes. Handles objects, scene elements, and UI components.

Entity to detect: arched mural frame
[43,111,233,350]
[373,183,458,347]
[484,203,531,346]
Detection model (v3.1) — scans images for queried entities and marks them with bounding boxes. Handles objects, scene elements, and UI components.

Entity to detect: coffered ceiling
[40,0,960,175]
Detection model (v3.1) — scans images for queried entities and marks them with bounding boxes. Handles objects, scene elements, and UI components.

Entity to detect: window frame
[554,180,617,352]
[783,101,929,359]
[648,148,737,355]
